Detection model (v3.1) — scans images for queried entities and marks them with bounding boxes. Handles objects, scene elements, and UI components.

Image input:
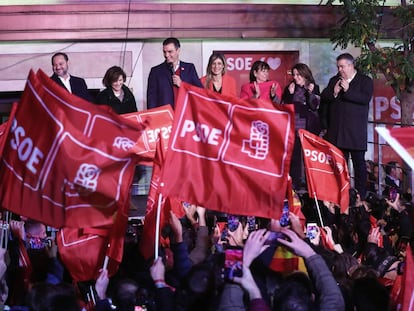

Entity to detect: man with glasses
[321,53,373,199]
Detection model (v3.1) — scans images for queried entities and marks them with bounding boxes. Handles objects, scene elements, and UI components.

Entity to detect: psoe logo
[304,149,332,165]
[303,149,345,174]
[241,120,269,160]
[113,136,135,151]
[73,163,101,193]
[179,120,222,146]
[147,126,172,143]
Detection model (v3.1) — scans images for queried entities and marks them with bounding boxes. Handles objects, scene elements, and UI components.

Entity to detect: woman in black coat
[281,63,321,189]
[96,66,137,114]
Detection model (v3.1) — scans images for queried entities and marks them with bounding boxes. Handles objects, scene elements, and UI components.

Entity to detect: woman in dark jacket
[281,63,321,135]
[96,66,137,114]
[281,63,321,189]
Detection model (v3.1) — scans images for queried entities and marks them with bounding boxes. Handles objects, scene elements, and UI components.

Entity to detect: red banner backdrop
[215,51,299,96]
[371,76,406,166]
[376,127,414,171]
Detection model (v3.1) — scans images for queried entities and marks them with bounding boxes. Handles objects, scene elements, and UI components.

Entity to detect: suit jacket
[50,73,93,102]
[320,71,373,151]
[146,61,203,109]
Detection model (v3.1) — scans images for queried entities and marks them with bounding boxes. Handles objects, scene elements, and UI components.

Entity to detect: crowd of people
[0,37,411,310]
[0,180,412,310]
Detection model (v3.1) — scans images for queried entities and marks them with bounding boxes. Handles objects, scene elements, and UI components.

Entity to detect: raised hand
[277,228,315,259]
[243,228,270,267]
[95,269,109,300]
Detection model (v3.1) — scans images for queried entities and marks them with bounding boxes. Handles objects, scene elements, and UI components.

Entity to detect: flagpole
[154,191,163,259]
[103,255,109,271]
[4,212,10,249]
[313,192,325,228]
[89,285,96,306]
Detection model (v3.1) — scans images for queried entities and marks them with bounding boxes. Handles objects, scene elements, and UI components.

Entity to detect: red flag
[139,137,167,260]
[35,69,145,159]
[319,227,336,251]
[0,70,144,228]
[160,82,295,220]
[369,215,383,248]
[0,103,17,157]
[105,200,130,270]
[298,129,350,212]
[57,227,119,281]
[122,105,174,165]
[269,246,306,273]
[139,138,184,260]
[376,127,414,171]
[401,245,414,311]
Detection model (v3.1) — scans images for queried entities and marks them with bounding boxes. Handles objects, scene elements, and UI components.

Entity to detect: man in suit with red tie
[147,37,203,110]
[50,52,93,102]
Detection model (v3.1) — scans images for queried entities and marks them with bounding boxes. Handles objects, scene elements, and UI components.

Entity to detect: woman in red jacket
[240,60,282,104]
[200,53,238,98]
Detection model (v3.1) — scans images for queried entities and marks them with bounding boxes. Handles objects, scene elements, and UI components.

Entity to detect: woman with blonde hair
[200,52,237,97]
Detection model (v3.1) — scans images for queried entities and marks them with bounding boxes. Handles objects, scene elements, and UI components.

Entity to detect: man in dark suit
[50,52,93,102]
[383,161,403,196]
[321,53,373,199]
[147,37,203,109]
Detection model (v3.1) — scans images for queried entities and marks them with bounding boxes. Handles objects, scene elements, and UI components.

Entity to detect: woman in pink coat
[240,60,282,104]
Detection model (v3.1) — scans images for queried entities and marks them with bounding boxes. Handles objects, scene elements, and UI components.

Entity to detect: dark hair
[51,52,68,64]
[336,53,355,64]
[102,66,126,88]
[349,188,359,207]
[348,265,378,280]
[352,277,389,311]
[272,272,312,311]
[111,278,139,311]
[27,282,81,311]
[363,243,398,277]
[175,254,224,311]
[384,161,399,175]
[291,63,315,85]
[249,60,270,82]
[163,37,180,49]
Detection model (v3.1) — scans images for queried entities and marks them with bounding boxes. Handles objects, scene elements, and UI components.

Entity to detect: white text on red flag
[160,82,295,220]
[299,129,350,211]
